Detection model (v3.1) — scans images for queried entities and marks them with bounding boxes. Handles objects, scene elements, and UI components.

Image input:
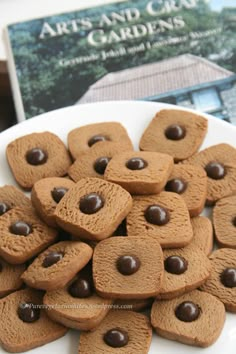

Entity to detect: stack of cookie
[0,110,235,353]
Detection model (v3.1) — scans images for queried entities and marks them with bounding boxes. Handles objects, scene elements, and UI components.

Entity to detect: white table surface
[0,0,125,61]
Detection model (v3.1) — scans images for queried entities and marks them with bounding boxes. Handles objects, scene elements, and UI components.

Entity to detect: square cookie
[139,109,207,161]
[0,207,58,264]
[104,151,173,194]
[54,177,132,241]
[6,132,71,190]
[93,236,163,299]
[127,192,193,248]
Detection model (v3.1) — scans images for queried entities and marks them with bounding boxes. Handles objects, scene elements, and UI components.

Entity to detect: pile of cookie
[0,108,235,353]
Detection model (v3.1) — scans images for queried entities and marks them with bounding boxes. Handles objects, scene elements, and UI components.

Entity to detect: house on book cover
[78,54,236,122]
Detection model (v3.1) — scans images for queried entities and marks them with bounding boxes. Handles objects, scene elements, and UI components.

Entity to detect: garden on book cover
[7,0,236,123]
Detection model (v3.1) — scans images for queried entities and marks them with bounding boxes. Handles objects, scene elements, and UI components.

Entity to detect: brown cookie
[104,151,174,195]
[165,164,207,217]
[6,132,72,190]
[0,207,57,264]
[68,141,133,182]
[78,310,152,354]
[115,298,153,312]
[127,192,193,248]
[182,143,236,204]
[54,177,132,241]
[151,290,225,348]
[0,258,25,298]
[31,177,75,227]
[139,109,207,162]
[43,264,113,330]
[68,122,133,160]
[0,288,67,353]
[93,236,163,299]
[200,248,236,312]
[191,216,213,255]
[213,195,236,248]
[0,185,32,216]
[22,241,93,291]
[157,244,211,300]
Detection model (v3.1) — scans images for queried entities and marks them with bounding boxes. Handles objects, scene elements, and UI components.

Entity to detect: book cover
[5,0,236,123]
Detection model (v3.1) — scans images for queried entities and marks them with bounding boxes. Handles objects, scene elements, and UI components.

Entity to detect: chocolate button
[205,161,226,180]
[126,157,148,170]
[117,255,141,275]
[145,205,170,226]
[88,135,109,147]
[42,251,64,268]
[220,268,236,288]
[79,193,104,214]
[51,187,69,203]
[104,328,129,348]
[165,178,187,194]
[165,124,186,140]
[0,202,10,216]
[18,302,40,323]
[175,301,200,322]
[69,278,93,298]
[165,255,188,275]
[94,157,111,175]
[9,221,32,236]
[26,148,48,165]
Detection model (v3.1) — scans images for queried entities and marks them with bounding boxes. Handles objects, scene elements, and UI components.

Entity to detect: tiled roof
[78,54,234,103]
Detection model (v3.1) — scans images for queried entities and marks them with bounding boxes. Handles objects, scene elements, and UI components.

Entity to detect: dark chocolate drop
[164,255,188,275]
[69,278,93,298]
[205,161,225,180]
[94,157,111,175]
[104,328,129,348]
[126,157,148,170]
[165,125,186,140]
[117,255,141,275]
[26,148,48,165]
[0,202,10,216]
[51,187,68,203]
[220,268,236,288]
[9,221,32,236]
[42,251,64,268]
[79,193,104,214]
[145,205,170,226]
[88,135,109,147]
[165,178,187,194]
[18,302,40,323]
[175,301,200,322]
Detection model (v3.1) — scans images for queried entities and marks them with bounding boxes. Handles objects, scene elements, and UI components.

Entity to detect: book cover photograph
[5,0,236,123]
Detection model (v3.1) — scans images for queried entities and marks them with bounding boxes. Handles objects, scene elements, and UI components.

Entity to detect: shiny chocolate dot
[0,202,10,216]
[9,221,32,236]
[94,157,111,175]
[88,135,109,147]
[117,255,141,275]
[175,301,200,322]
[165,124,186,140]
[205,161,225,180]
[79,193,104,214]
[26,148,48,165]
[126,157,148,170]
[18,302,40,323]
[69,278,93,298]
[51,187,68,203]
[220,268,236,288]
[165,178,187,194]
[104,328,129,348]
[42,251,64,268]
[145,205,170,226]
[164,255,188,275]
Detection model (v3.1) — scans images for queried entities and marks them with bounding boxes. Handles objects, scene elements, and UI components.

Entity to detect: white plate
[0,101,235,354]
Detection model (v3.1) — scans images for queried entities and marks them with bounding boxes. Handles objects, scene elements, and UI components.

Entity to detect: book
[5,0,236,124]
